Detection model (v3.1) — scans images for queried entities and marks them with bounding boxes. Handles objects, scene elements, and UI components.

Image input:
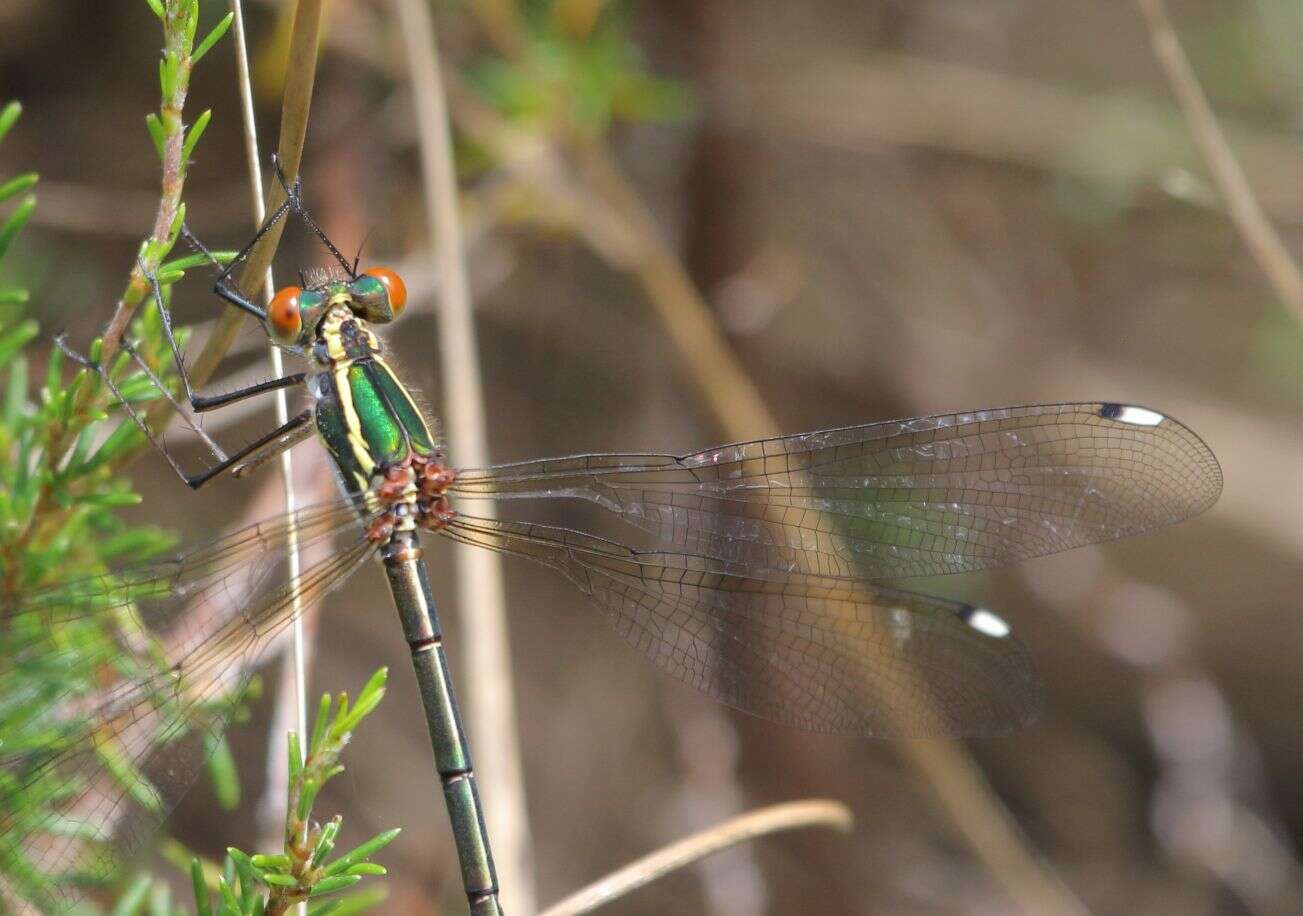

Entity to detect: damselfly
[0,169,1222,915]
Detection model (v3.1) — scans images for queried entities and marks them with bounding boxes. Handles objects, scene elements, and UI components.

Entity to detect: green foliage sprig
[186,669,399,916]
[0,2,241,907]
[0,102,36,303]
[465,0,691,140]
[102,0,232,367]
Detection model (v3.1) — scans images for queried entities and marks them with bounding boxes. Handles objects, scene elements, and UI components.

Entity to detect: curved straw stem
[390,0,536,911]
[539,799,853,916]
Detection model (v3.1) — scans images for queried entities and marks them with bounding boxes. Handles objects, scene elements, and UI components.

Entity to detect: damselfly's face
[267,266,408,346]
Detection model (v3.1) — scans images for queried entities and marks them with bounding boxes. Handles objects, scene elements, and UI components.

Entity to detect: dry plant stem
[573,139,775,435]
[227,0,312,889]
[1134,0,1303,325]
[177,0,325,399]
[574,137,1090,916]
[391,0,536,912]
[538,799,853,916]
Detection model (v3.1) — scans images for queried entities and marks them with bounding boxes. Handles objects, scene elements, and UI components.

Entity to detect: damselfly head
[267,284,328,346]
[347,267,407,324]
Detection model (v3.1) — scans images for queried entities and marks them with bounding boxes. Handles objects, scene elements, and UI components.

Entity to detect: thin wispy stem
[225,6,312,910]
[1136,0,1303,325]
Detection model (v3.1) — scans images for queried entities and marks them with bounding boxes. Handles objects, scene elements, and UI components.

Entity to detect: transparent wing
[0,497,374,913]
[453,403,1221,580]
[443,515,1041,738]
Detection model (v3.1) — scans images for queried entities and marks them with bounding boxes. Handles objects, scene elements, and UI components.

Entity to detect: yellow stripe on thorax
[321,305,378,486]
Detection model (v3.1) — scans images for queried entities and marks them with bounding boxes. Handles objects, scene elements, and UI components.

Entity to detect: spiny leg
[187,200,290,321]
[118,337,227,459]
[181,409,315,490]
[58,257,311,490]
[126,154,370,488]
[269,155,356,278]
[56,335,314,490]
[139,257,305,414]
[231,417,318,480]
[55,334,220,483]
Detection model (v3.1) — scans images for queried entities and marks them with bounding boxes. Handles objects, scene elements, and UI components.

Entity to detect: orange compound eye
[268,285,303,344]
[365,267,407,316]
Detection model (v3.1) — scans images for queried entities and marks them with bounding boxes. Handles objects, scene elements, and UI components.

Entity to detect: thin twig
[390,0,536,912]
[226,3,312,898]
[539,799,853,916]
[1136,0,1303,324]
[177,0,325,398]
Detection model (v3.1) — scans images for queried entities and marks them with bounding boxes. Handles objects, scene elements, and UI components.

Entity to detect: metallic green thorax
[311,301,436,496]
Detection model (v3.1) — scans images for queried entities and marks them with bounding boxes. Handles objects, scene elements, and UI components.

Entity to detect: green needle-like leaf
[218,877,240,912]
[4,358,27,425]
[309,886,388,916]
[250,853,292,871]
[110,871,153,915]
[168,201,187,244]
[0,320,38,366]
[0,100,21,144]
[145,112,166,161]
[183,1,199,50]
[0,195,35,263]
[159,51,179,100]
[194,12,234,64]
[309,692,331,755]
[191,859,213,916]
[204,732,241,810]
[0,172,38,204]
[287,730,303,786]
[307,876,361,897]
[161,249,235,273]
[182,108,212,163]
[321,829,401,878]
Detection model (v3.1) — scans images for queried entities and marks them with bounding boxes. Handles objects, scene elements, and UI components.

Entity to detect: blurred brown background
[4,0,1303,913]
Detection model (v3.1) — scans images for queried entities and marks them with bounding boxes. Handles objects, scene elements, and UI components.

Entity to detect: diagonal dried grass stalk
[1136,0,1303,324]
